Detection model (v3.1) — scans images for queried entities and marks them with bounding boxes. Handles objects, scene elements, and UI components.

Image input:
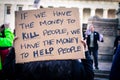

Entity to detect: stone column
[90,8,96,17]
[0,4,5,25]
[23,4,29,10]
[79,8,83,26]
[11,4,16,32]
[103,9,108,18]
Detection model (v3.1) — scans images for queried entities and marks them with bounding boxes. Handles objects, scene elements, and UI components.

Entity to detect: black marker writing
[53,11,72,16]
[67,19,76,24]
[43,39,54,46]
[19,22,34,29]
[20,52,29,59]
[34,12,46,18]
[39,19,64,26]
[22,32,39,40]
[21,12,28,20]
[33,47,54,57]
[56,37,79,44]
[58,46,81,55]
[20,41,40,49]
[43,28,67,36]
[70,29,80,35]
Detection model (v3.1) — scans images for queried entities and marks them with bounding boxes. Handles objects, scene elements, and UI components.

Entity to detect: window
[83,8,90,23]
[18,6,22,11]
[82,23,87,39]
[6,5,11,14]
[17,5,23,11]
[48,6,53,8]
[108,9,116,19]
[95,9,103,18]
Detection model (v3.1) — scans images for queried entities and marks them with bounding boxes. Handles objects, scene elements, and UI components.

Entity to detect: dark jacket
[86,31,100,50]
[113,36,120,54]
[114,36,120,48]
[109,44,120,80]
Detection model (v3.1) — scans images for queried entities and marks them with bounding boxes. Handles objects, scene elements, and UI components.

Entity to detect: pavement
[97,61,112,71]
[93,60,112,80]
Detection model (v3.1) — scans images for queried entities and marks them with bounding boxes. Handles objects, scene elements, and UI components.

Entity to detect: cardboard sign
[15,8,85,63]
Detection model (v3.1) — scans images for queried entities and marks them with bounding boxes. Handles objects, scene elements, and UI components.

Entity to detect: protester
[0,24,14,64]
[85,24,104,70]
[109,44,120,80]
[0,23,14,80]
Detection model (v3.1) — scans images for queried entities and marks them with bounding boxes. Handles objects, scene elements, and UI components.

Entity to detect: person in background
[109,44,120,80]
[113,29,120,55]
[109,30,120,80]
[85,24,104,70]
[0,23,14,72]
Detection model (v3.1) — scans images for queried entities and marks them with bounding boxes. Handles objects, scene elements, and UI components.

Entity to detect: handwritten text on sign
[15,8,85,63]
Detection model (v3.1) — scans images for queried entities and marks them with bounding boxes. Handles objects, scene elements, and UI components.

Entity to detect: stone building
[0,0,119,31]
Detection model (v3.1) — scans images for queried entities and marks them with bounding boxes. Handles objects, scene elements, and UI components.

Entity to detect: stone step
[98,54,113,62]
[94,77,109,80]
[93,59,112,80]
[94,70,110,79]
[94,70,110,73]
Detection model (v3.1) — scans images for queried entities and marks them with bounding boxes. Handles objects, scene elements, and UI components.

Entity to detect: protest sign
[15,8,85,63]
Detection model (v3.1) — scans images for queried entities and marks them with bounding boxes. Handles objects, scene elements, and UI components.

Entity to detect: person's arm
[96,32,103,42]
[0,28,14,47]
[81,50,94,80]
